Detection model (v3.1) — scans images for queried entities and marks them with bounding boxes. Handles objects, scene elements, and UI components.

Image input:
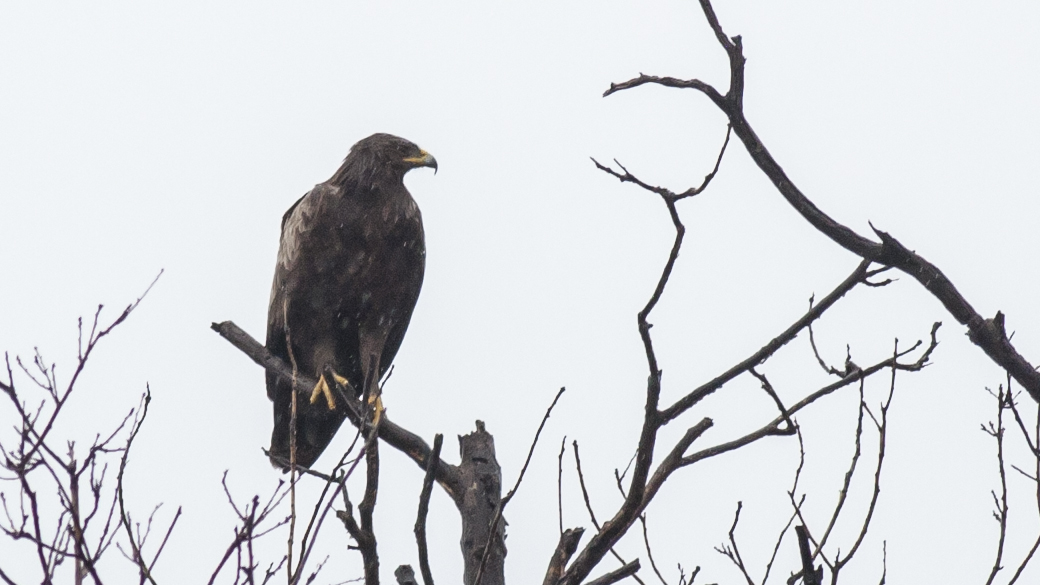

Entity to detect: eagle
[265,133,437,469]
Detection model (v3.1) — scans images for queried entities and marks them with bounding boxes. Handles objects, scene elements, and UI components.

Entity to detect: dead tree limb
[602,0,1040,401]
[459,423,505,585]
[543,528,584,585]
[414,433,443,585]
[213,321,507,585]
[212,321,462,502]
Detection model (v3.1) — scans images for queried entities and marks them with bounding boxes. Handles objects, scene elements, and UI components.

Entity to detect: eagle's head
[331,133,437,189]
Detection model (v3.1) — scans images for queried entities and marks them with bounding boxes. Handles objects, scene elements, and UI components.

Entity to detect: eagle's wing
[265,185,329,399]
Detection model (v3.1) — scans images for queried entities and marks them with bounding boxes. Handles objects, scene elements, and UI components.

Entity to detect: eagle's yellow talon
[368,393,384,426]
[308,376,325,404]
[309,374,338,411]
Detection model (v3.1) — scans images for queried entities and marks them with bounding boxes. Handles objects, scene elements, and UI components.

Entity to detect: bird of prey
[265,133,436,470]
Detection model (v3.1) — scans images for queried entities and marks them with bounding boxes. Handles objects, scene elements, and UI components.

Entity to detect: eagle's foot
[309,372,349,411]
[366,392,384,427]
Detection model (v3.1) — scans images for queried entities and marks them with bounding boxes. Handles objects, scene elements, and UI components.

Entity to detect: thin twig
[474,387,566,585]
[558,436,567,537]
[812,378,867,560]
[831,341,900,583]
[414,434,443,585]
[592,124,731,202]
[660,260,874,424]
[584,560,641,585]
[983,382,1010,585]
[713,502,754,585]
[573,442,643,583]
[117,390,157,585]
[1008,393,1040,584]
[637,515,667,585]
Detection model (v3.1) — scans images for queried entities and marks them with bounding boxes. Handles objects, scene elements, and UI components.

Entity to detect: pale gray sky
[1,1,1039,583]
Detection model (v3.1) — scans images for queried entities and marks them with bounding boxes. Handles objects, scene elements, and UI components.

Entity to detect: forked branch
[603,0,1040,400]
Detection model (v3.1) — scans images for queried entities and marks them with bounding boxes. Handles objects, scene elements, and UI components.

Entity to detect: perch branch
[210,321,463,503]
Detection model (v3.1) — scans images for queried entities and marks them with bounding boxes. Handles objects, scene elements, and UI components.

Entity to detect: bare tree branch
[603,0,1040,401]
[660,260,873,424]
[592,124,731,202]
[637,515,667,585]
[713,502,754,585]
[811,379,868,561]
[414,434,443,585]
[211,321,463,503]
[358,434,381,584]
[474,387,566,585]
[982,384,1010,585]
[583,560,641,585]
[557,436,567,537]
[571,442,644,584]
[544,528,584,585]
[794,526,821,585]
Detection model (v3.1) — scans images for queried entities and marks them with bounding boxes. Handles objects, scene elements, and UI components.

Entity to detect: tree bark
[458,421,506,585]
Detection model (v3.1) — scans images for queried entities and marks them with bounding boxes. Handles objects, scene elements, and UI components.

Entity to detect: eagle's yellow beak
[404,149,438,174]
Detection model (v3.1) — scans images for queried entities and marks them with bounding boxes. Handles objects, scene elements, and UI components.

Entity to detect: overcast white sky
[2,1,1039,583]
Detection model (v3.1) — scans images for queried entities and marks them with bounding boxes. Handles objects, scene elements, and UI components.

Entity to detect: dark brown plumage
[266,133,436,469]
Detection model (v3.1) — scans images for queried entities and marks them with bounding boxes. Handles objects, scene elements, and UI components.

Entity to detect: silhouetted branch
[811,379,868,561]
[604,0,1040,401]
[561,137,718,583]
[557,436,567,537]
[713,502,754,585]
[982,383,1010,585]
[544,528,584,585]
[830,347,898,580]
[584,560,641,585]
[1008,393,1040,584]
[637,515,666,585]
[474,387,566,585]
[415,434,443,585]
[807,308,851,379]
[794,526,821,585]
[207,474,291,585]
[358,437,381,584]
[211,321,463,503]
[115,391,158,585]
[749,368,795,433]
[572,442,601,533]
[571,441,643,584]
[660,259,873,424]
[779,342,901,585]
[0,284,165,584]
[592,124,731,202]
[677,564,700,585]
[762,507,798,585]
[293,432,366,583]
